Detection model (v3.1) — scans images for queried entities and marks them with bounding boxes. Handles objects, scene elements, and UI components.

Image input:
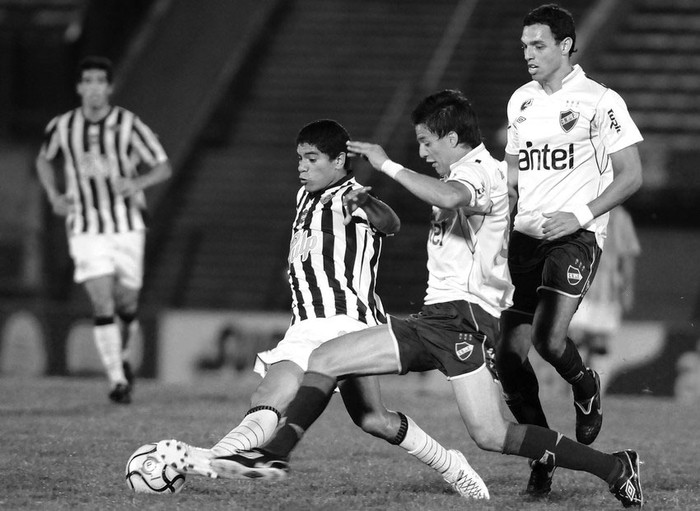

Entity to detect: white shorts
[68,231,145,288]
[254,315,369,378]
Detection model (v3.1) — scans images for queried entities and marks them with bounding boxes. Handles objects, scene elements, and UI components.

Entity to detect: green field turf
[1,371,696,510]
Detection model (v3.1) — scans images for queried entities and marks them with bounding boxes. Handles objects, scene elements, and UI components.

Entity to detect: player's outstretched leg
[156,439,218,479]
[575,368,603,444]
[211,448,289,480]
[443,449,489,499]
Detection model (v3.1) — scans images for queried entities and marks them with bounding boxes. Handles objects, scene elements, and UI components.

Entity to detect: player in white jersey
[212,91,643,508]
[496,4,643,502]
[156,119,489,500]
[36,56,171,403]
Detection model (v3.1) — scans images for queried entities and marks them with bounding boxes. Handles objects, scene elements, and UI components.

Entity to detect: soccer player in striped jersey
[496,4,644,499]
[157,119,489,500]
[36,56,171,404]
[207,91,643,508]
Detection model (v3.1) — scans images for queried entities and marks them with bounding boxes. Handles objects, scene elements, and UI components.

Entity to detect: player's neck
[538,64,574,95]
[82,104,111,123]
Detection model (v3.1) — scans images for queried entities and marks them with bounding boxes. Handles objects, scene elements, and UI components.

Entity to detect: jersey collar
[450,143,487,171]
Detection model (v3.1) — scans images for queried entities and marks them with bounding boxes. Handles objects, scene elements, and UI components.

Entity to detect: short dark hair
[524,4,577,56]
[411,89,482,148]
[77,55,114,83]
[296,119,352,170]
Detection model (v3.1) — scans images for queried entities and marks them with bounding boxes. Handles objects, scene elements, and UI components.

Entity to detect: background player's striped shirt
[40,106,168,235]
[288,176,387,326]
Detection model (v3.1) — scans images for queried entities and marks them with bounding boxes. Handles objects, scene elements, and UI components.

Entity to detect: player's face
[521,24,569,84]
[297,143,346,192]
[414,124,457,177]
[77,69,113,110]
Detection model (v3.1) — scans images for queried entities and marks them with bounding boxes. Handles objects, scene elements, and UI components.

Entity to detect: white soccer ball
[125,443,186,494]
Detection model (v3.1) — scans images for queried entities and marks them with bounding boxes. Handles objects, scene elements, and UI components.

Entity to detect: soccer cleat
[108,383,132,404]
[156,439,217,478]
[610,450,643,508]
[442,449,489,500]
[574,368,603,445]
[526,459,556,496]
[210,448,289,480]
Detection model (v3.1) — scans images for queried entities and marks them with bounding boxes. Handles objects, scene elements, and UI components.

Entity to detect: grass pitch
[1,371,696,510]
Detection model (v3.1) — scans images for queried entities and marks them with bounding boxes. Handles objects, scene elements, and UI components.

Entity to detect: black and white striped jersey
[40,106,168,235]
[288,176,387,326]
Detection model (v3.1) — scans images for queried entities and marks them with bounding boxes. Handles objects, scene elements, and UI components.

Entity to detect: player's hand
[342,186,372,225]
[50,194,73,216]
[346,141,389,171]
[113,177,139,197]
[542,211,581,240]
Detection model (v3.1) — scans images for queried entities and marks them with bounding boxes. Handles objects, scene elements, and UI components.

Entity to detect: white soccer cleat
[156,439,218,479]
[443,449,490,500]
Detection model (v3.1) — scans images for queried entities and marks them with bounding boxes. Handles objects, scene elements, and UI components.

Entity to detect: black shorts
[508,230,601,316]
[388,300,498,379]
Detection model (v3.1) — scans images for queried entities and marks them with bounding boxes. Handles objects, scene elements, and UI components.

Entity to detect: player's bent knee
[469,425,505,452]
[355,411,393,440]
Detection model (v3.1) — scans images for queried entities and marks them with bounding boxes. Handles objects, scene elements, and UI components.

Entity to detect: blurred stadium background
[0,0,698,399]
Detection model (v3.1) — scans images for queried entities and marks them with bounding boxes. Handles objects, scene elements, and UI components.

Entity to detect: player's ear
[560,37,573,56]
[336,152,347,169]
[448,131,459,148]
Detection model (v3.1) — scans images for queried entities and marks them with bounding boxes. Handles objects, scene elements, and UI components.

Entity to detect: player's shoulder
[575,71,628,106]
[510,80,539,101]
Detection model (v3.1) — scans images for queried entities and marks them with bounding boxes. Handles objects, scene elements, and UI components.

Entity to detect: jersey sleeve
[39,116,61,160]
[130,116,169,166]
[596,89,643,154]
[449,163,491,213]
[504,94,521,156]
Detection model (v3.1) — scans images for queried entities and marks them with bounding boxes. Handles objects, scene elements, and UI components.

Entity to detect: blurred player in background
[496,3,644,495]
[36,56,171,404]
[209,90,643,508]
[157,119,489,500]
[569,206,640,383]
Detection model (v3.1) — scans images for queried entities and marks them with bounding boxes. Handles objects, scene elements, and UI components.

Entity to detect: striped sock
[395,413,457,477]
[212,406,281,456]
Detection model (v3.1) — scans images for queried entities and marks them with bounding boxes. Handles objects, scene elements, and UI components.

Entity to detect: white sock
[398,414,458,477]
[211,408,280,456]
[94,322,126,385]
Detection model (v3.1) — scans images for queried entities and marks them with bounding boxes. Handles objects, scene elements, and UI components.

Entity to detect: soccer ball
[125,443,186,493]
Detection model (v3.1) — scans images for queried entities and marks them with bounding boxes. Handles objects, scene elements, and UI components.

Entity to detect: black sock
[541,337,595,400]
[503,422,621,483]
[263,372,336,457]
[498,356,549,427]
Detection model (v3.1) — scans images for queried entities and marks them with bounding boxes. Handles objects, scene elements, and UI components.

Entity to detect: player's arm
[343,186,401,235]
[505,152,519,217]
[35,152,72,216]
[587,145,643,220]
[113,160,172,197]
[542,146,643,240]
[346,141,472,209]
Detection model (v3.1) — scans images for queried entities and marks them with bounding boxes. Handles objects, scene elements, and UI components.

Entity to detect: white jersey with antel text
[424,144,514,317]
[505,65,643,246]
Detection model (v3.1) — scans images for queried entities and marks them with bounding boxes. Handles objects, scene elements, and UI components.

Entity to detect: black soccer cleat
[210,448,289,480]
[526,459,556,496]
[574,368,602,444]
[108,382,132,404]
[610,450,643,508]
